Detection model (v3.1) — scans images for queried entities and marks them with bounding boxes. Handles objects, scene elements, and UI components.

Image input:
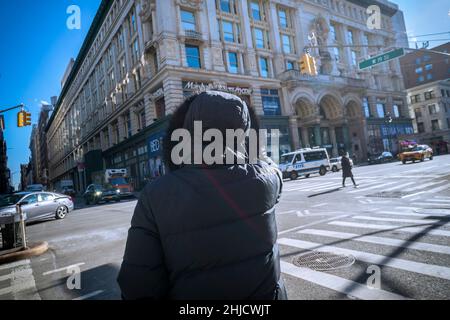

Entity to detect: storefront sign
[184,81,253,96]
[148,131,166,158]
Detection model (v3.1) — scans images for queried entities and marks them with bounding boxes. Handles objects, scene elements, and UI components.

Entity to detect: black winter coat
[117,162,286,300]
[341,156,353,178]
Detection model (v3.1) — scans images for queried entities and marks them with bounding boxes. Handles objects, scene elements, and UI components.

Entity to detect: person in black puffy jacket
[117,91,286,300]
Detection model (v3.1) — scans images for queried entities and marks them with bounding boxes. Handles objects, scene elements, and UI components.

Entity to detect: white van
[279,148,331,180]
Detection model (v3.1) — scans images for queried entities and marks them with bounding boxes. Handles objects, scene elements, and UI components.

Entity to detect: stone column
[329,126,338,157]
[251,86,264,116]
[314,125,322,147]
[144,93,156,126]
[301,127,310,148]
[343,124,351,155]
[163,77,184,115]
[240,0,259,76]
[288,117,300,150]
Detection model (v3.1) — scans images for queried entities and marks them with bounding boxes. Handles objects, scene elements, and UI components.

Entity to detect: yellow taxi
[399,144,434,164]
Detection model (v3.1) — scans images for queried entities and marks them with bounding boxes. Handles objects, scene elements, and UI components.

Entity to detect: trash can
[0,213,24,250]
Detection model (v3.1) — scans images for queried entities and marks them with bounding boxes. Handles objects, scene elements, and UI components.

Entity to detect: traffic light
[17,111,25,127]
[299,54,309,75]
[308,55,318,76]
[17,111,31,127]
[24,112,32,126]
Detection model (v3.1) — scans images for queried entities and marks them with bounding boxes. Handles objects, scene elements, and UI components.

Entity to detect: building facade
[46,0,412,192]
[401,80,450,154]
[0,129,11,194]
[400,42,450,90]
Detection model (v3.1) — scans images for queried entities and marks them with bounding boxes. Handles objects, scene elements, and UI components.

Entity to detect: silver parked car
[0,192,74,223]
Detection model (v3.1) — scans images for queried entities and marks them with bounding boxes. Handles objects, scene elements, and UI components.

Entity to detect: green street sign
[359,48,405,70]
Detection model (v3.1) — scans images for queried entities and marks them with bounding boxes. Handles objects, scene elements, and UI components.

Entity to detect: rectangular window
[351,50,357,66]
[228,52,238,74]
[330,24,337,41]
[417,122,425,133]
[415,67,423,74]
[278,9,288,28]
[363,97,371,118]
[424,91,434,100]
[222,21,235,42]
[427,74,433,80]
[254,28,265,49]
[393,104,401,118]
[286,60,295,70]
[376,103,386,118]
[259,57,269,78]
[261,89,281,116]
[428,104,438,114]
[250,1,262,21]
[333,47,340,62]
[425,64,433,71]
[347,30,354,44]
[181,10,196,31]
[282,34,292,54]
[185,45,201,68]
[431,119,440,131]
[414,108,422,118]
[220,0,231,13]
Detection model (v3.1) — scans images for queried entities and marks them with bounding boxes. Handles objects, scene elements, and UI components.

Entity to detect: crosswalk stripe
[382,182,416,192]
[426,199,450,203]
[405,181,446,192]
[285,182,336,192]
[424,183,450,194]
[278,238,450,280]
[0,260,31,272]
[329,221,450,237]
[348,182,397,193]
[297,229,450,255]
[376,211,449,218]
[352,215,443,225]
[280,261,408,300]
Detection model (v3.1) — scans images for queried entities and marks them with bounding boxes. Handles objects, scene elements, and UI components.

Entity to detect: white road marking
[424,183,450,194]
[72,290,104,300]
[348,182,397,193]
[311,203,329,208]
[426,199,450,203]
[43,263,86,276]
[376,211,449,218]
[278,238,450,280]
[406,181,446,192]
[382,182,416,192]
[329,221,450,237]
[352,215,442,225]
[0,261,40,300]
[0,260,30,271]
[278,214,350,235]
[297,229,450,255]
[280,261,408,300]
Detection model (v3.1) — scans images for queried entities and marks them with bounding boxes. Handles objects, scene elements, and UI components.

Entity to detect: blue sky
[0,0,449,189]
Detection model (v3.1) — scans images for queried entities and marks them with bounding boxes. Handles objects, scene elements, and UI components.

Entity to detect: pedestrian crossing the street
[278,206,450,300]
[0,260,40,300]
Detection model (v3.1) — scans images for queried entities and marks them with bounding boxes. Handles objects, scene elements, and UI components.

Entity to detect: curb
[0,242,49,265]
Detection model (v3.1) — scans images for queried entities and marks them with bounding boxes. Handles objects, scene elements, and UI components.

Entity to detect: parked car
[61,185,76,198]
[0,192,74,223]
[399,144,433,164]
[25,184,45,192]
[83,184,121,205]
[368,152,394,165]
[279,148,331,180]
[330,157,354,172]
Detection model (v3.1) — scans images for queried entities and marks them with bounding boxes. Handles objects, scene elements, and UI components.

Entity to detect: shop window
[431,119,440,131]
[417,122,425,133]
[392,104,401,118]
[376,103,385,118]
[363,98,371,118]
[261,89,281,116]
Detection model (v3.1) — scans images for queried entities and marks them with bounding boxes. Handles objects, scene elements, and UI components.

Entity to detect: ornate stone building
[46,0,413,191]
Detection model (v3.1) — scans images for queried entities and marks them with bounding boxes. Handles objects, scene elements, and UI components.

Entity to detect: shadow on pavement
[308,188,342,198]
[38,263,122,300]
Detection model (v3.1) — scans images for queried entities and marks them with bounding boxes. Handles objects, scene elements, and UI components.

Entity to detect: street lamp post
[385,113,393,153]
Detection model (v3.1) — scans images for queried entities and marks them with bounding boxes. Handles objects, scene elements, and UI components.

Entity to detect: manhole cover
[293,251,355,271]
[366,191,409,199]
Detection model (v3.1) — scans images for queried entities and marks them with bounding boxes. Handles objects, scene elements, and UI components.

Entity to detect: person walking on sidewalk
[342,153,357,188]
[118,91,287,300]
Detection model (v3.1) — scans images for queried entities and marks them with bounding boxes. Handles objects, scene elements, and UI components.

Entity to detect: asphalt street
[1,155,450,300]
